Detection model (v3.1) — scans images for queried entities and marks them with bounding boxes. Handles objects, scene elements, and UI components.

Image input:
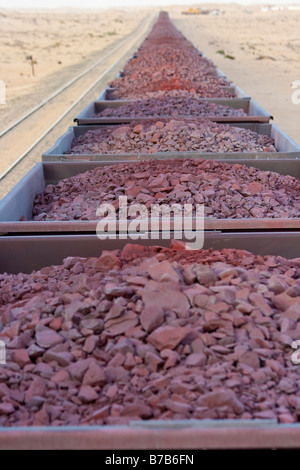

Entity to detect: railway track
[0,12,156,199]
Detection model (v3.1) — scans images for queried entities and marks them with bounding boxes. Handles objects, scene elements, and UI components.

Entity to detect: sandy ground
[168,3,300,145]
[0,8,148,129]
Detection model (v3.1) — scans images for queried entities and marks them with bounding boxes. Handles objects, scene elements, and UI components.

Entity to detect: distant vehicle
[182,7,200,15]
[182,8,224,16]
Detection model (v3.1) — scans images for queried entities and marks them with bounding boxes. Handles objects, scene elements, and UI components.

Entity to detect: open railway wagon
[1,11,300,450]
[74,96,272,126]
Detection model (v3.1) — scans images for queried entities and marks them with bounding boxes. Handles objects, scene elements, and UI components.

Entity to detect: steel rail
[0,14,152,139]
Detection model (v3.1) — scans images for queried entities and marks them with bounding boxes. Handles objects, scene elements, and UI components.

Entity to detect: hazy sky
[1,0,300,9]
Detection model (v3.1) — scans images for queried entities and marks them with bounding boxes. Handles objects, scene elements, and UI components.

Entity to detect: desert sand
[169,3,300,145]
[0,8,148,129]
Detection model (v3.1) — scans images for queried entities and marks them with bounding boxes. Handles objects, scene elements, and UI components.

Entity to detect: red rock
[105,312,138,336]
[78,385,98,403]
[65,300,90,319]
[95,251,121,272]
[191,338,205,353]
[272,293,300,311]
[126,186,141,198]
[265,359,285,377]
[165,399,192,414]
[184,286,210,307]
[147,325,191,351]
[247,182,263,195]
[210,301,229,313]
[155,121,164,129]
[213,264,238,279]
[33,362,53,378]
[104,284,134,298]
[133,124,142,134]
[0,321,20,339]
[83,360,106,386]
[105,366,129,382]
[33,406,49,425]
[26,396,45,407]
[160,349,180,368]
[136,193,154,204]
[148,174,168,191]
[212,286,236,304]
[51,369,70,384]
[144,351,163,372]
[276,333,293,347]
[105,384,118,399]
[182,266,196,284]
[282,304,300,321]
[152,376,170,390]
[10,349,31,367]
[80,318,103,332]
[83,335,98,353]
[238,351,260,369]
[137,256,159,274]
[0,403,15,415]
[0,322,20,340]
[192,294,210,308]
[35,326,63,349]
[67,359,91,381]
[112,126,130,139]
[249,293,273,316]
[109,338,135,356]
[148,260,179,282]
[279,378,295,393]
[267,275,288,294]
[170,240,187,251]
[185,353,207,367]
[85,405,111,422]
[43,350,72,366]
[131,364,150,377]
[123,352,135,368]
[193,265,217,285]
[198,391,244,414]
[278,413,296,424]
[288,396,300,410]
[105,303,124,321]
[49,317,63,331]
[141,288,190,323]
[121,402,152,418]
[25,376,47,404]
[0,384,10,399]
[254,410,277,420]
[140,297,164,333]
[236,301,253,314]
[108,353,124,367]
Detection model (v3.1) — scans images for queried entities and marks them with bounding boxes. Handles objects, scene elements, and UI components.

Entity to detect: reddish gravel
[143,11,188,44]
[66,120,276,155]
[32,159,300,221]
[107,13,234,99]
[1,243,300,426]
[108,57,231,100]
[107,81,234,100]
[97,91,247,119]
